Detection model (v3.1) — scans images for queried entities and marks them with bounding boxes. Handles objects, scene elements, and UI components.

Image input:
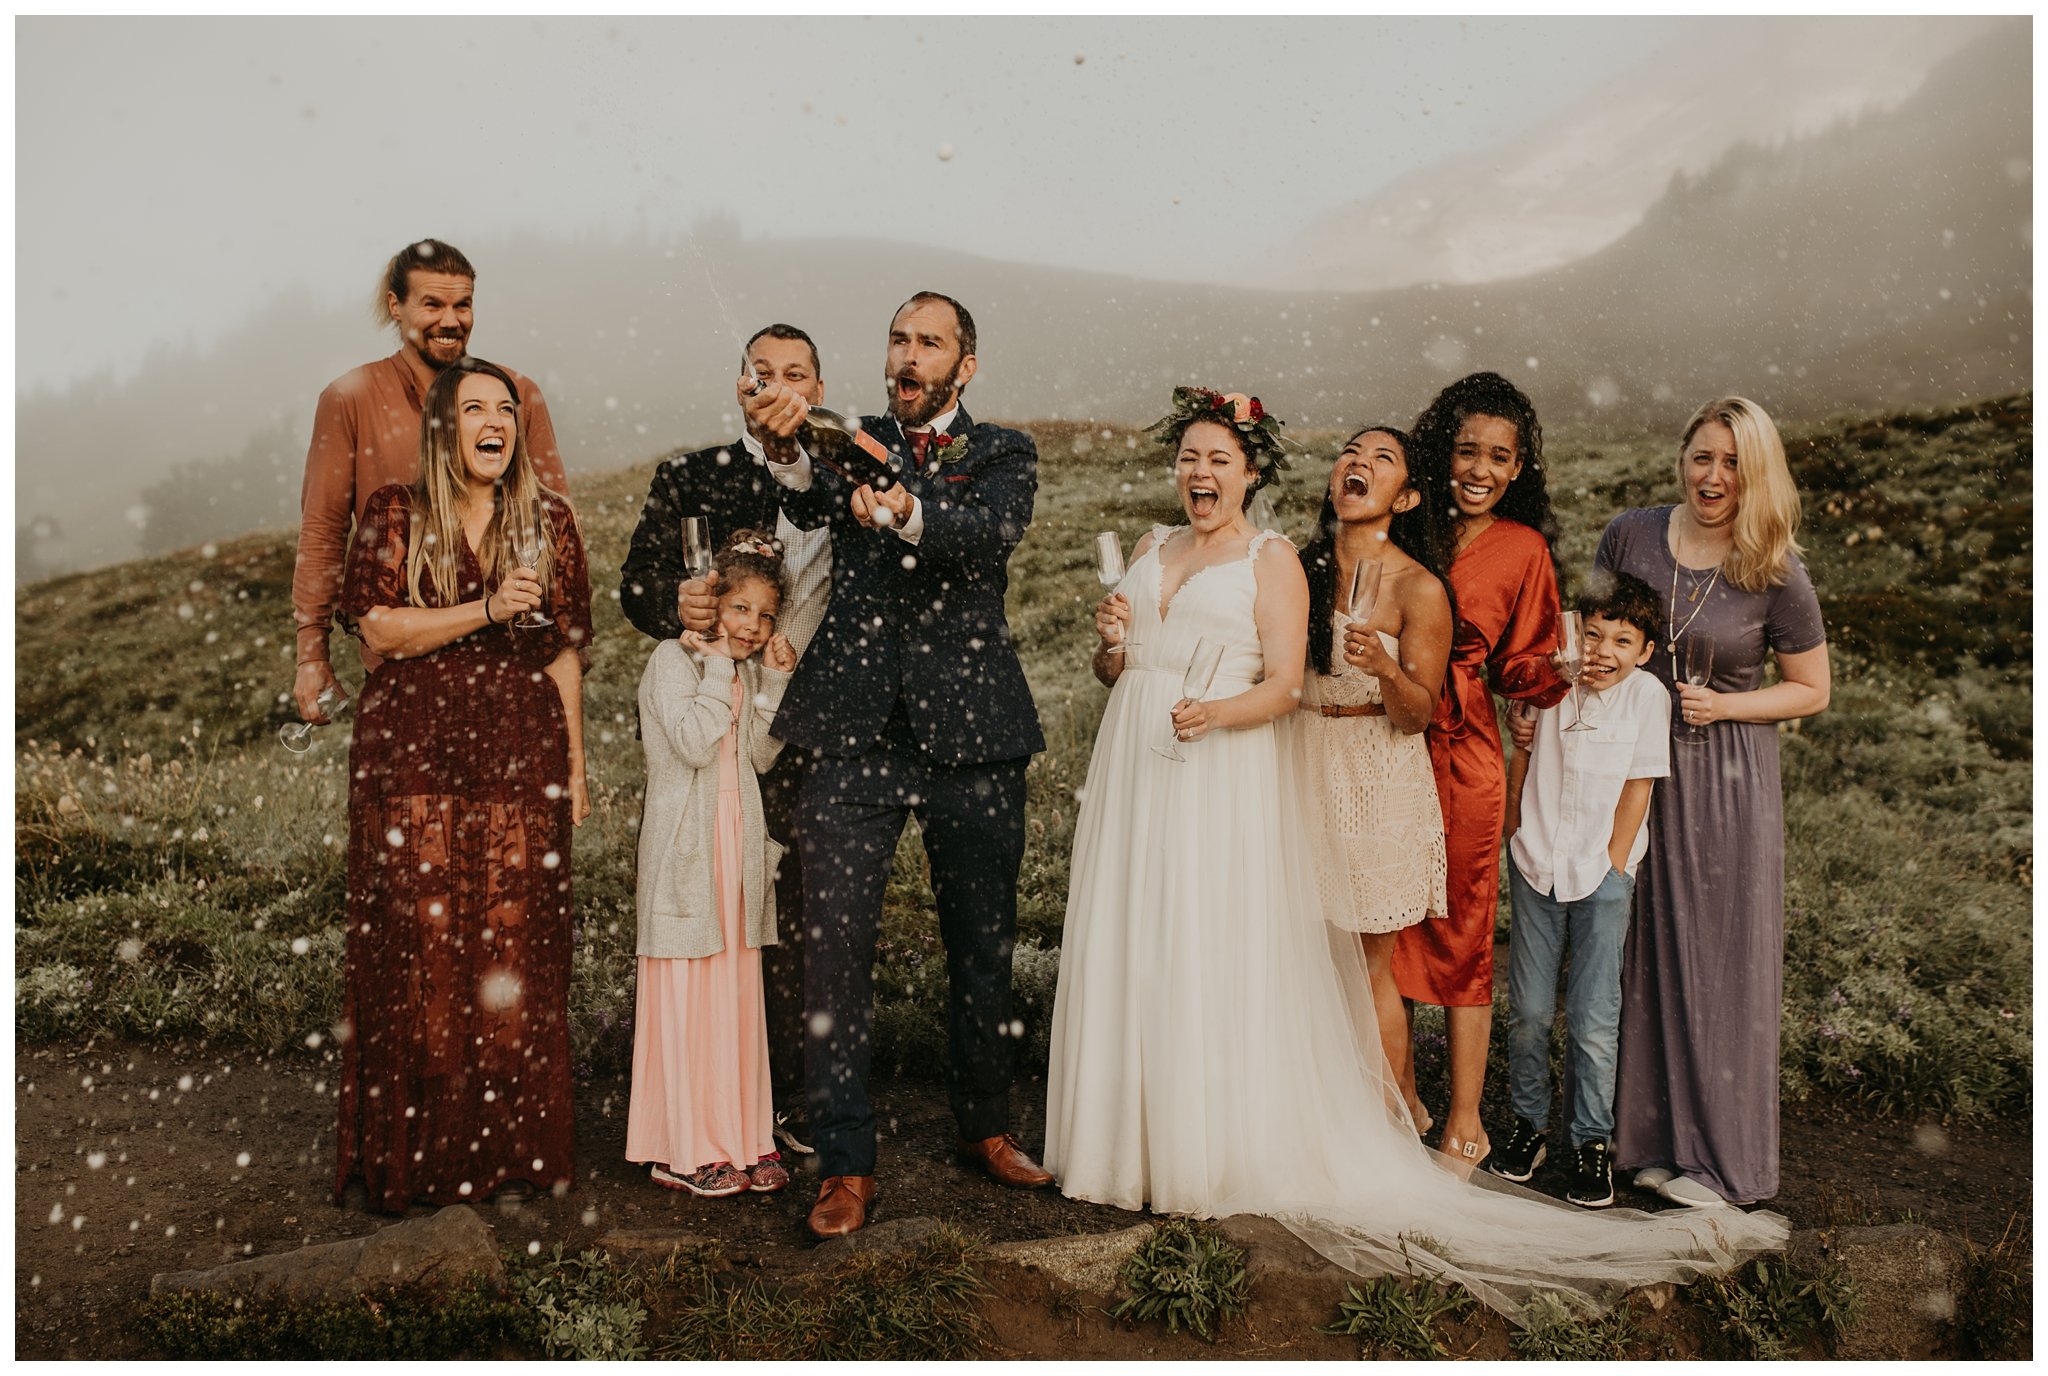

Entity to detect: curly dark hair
[1409,371,1560,556]
[1575,569,1661,647]
[1300,426,1458,677]
[713,528,787,604]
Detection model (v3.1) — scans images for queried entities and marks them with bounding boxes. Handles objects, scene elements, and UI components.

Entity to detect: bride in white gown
[1043,387,1787,1318]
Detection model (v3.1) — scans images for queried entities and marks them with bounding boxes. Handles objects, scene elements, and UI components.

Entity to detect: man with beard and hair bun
[746,290,1050,1239]
[289,238,570,721]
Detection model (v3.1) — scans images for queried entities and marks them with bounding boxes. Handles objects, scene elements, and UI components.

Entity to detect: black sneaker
[1487,1118,1547,1183]
[1566,1140,1614,1208]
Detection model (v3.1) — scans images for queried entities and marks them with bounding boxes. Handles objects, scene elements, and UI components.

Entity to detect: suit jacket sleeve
[893,426,1038,577]
[620,463,688,641]
[773,448,845,531]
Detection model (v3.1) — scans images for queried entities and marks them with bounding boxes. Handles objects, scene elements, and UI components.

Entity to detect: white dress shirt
[1508,668,1671,904]
[736,429,834,657]
[763,404,961,548]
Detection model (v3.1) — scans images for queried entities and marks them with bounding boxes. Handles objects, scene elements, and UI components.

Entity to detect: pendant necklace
[1666,515,1724,677]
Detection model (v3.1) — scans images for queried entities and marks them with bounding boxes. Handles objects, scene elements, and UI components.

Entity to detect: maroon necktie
[907,430,933,466]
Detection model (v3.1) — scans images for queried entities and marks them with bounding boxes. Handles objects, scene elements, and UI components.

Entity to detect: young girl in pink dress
[627,531,799,1197]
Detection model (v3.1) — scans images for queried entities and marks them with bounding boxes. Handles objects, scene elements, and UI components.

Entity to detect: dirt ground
[14,1039,2030,1360]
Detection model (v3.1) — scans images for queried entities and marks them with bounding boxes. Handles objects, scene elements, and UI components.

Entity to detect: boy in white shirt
[1491,572,1669,1208]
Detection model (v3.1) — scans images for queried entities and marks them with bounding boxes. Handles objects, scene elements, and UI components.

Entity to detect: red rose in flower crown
[1143,385,1297,490]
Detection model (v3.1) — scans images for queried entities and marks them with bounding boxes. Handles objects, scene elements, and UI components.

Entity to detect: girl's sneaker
[748,1153,790,1194]
[651,1162,748,1198]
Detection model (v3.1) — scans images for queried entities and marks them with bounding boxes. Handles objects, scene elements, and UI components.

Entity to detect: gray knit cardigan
[634,641,790,959]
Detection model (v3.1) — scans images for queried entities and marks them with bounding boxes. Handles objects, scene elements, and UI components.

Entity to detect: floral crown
[724,536,779,561]
[1145,386,1296,483]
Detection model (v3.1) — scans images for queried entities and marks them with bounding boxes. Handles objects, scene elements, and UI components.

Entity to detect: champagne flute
[682,515,713,580]
[1340,559,1384,676]
[279,682,353,753]
[1094,531,1132,656]
[1344,559,1383,626]
[1153,637,1226,763]
[1679,631,1716,745]
[510,510,553,629]
[1094,531,1126,590]
[1557,609,1592,731]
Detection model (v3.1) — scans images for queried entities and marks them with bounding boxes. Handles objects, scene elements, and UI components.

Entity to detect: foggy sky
[16,15,1687,393]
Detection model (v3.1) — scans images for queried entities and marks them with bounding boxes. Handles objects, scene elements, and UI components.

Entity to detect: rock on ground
[149,1205,503,1301]
[1789,1223,1963,1359]
[987,1221,1157,1295]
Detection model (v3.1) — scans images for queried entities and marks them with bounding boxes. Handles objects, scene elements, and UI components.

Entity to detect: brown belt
[1304,702,1386,718]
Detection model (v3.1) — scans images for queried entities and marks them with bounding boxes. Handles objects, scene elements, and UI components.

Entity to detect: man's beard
[412,332,468,372]
[887,371,957,429]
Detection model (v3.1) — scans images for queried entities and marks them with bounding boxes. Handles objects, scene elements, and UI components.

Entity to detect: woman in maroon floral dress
[335,356,592,1211]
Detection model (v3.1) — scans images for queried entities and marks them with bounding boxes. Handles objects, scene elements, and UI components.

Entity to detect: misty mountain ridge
[14,27,2028,578]
[1255,15,2007,293]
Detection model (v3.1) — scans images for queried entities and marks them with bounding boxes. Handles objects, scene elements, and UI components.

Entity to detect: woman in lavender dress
[1594,397,1830,1207]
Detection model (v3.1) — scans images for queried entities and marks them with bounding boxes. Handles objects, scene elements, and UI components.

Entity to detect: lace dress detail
[1295,616,1447,932]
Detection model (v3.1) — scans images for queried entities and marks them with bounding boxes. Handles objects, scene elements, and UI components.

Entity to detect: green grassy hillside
[15,395,2032,1119]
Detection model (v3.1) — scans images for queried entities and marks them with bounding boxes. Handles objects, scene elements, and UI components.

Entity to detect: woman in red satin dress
[1391,372,1568,1176]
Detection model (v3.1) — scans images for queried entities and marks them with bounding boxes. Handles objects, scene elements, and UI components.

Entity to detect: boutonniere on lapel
[926,431,967,477]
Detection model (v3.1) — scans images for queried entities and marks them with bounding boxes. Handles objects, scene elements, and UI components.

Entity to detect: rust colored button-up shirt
[292,350,569,668]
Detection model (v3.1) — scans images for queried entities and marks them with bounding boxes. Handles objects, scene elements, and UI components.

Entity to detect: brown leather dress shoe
[807,1174,877,1239]
[957,1133,1054,1189]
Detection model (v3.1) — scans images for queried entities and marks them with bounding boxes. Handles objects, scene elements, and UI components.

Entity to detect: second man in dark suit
[747,291,1051,1238]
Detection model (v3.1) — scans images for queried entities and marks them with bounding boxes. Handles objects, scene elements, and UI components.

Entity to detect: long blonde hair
[1679,396,1803,591]
[404,357,560,609]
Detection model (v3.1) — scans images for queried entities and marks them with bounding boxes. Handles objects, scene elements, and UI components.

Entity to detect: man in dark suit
[618,322,834,1160]
[747,291,1051,1238]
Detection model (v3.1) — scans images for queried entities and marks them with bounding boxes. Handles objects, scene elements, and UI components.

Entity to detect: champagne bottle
[743,378,899,489]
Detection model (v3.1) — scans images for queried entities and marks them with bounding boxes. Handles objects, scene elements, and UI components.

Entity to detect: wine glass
[279,682,353,753]
[682,515,713,580]
[1153,637,1225,763]
[1557,609,1593,732]
[1679,631,1716,745]
[510,512,553,629]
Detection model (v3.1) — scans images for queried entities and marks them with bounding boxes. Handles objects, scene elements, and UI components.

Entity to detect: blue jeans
[1506,855,1633,1149]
